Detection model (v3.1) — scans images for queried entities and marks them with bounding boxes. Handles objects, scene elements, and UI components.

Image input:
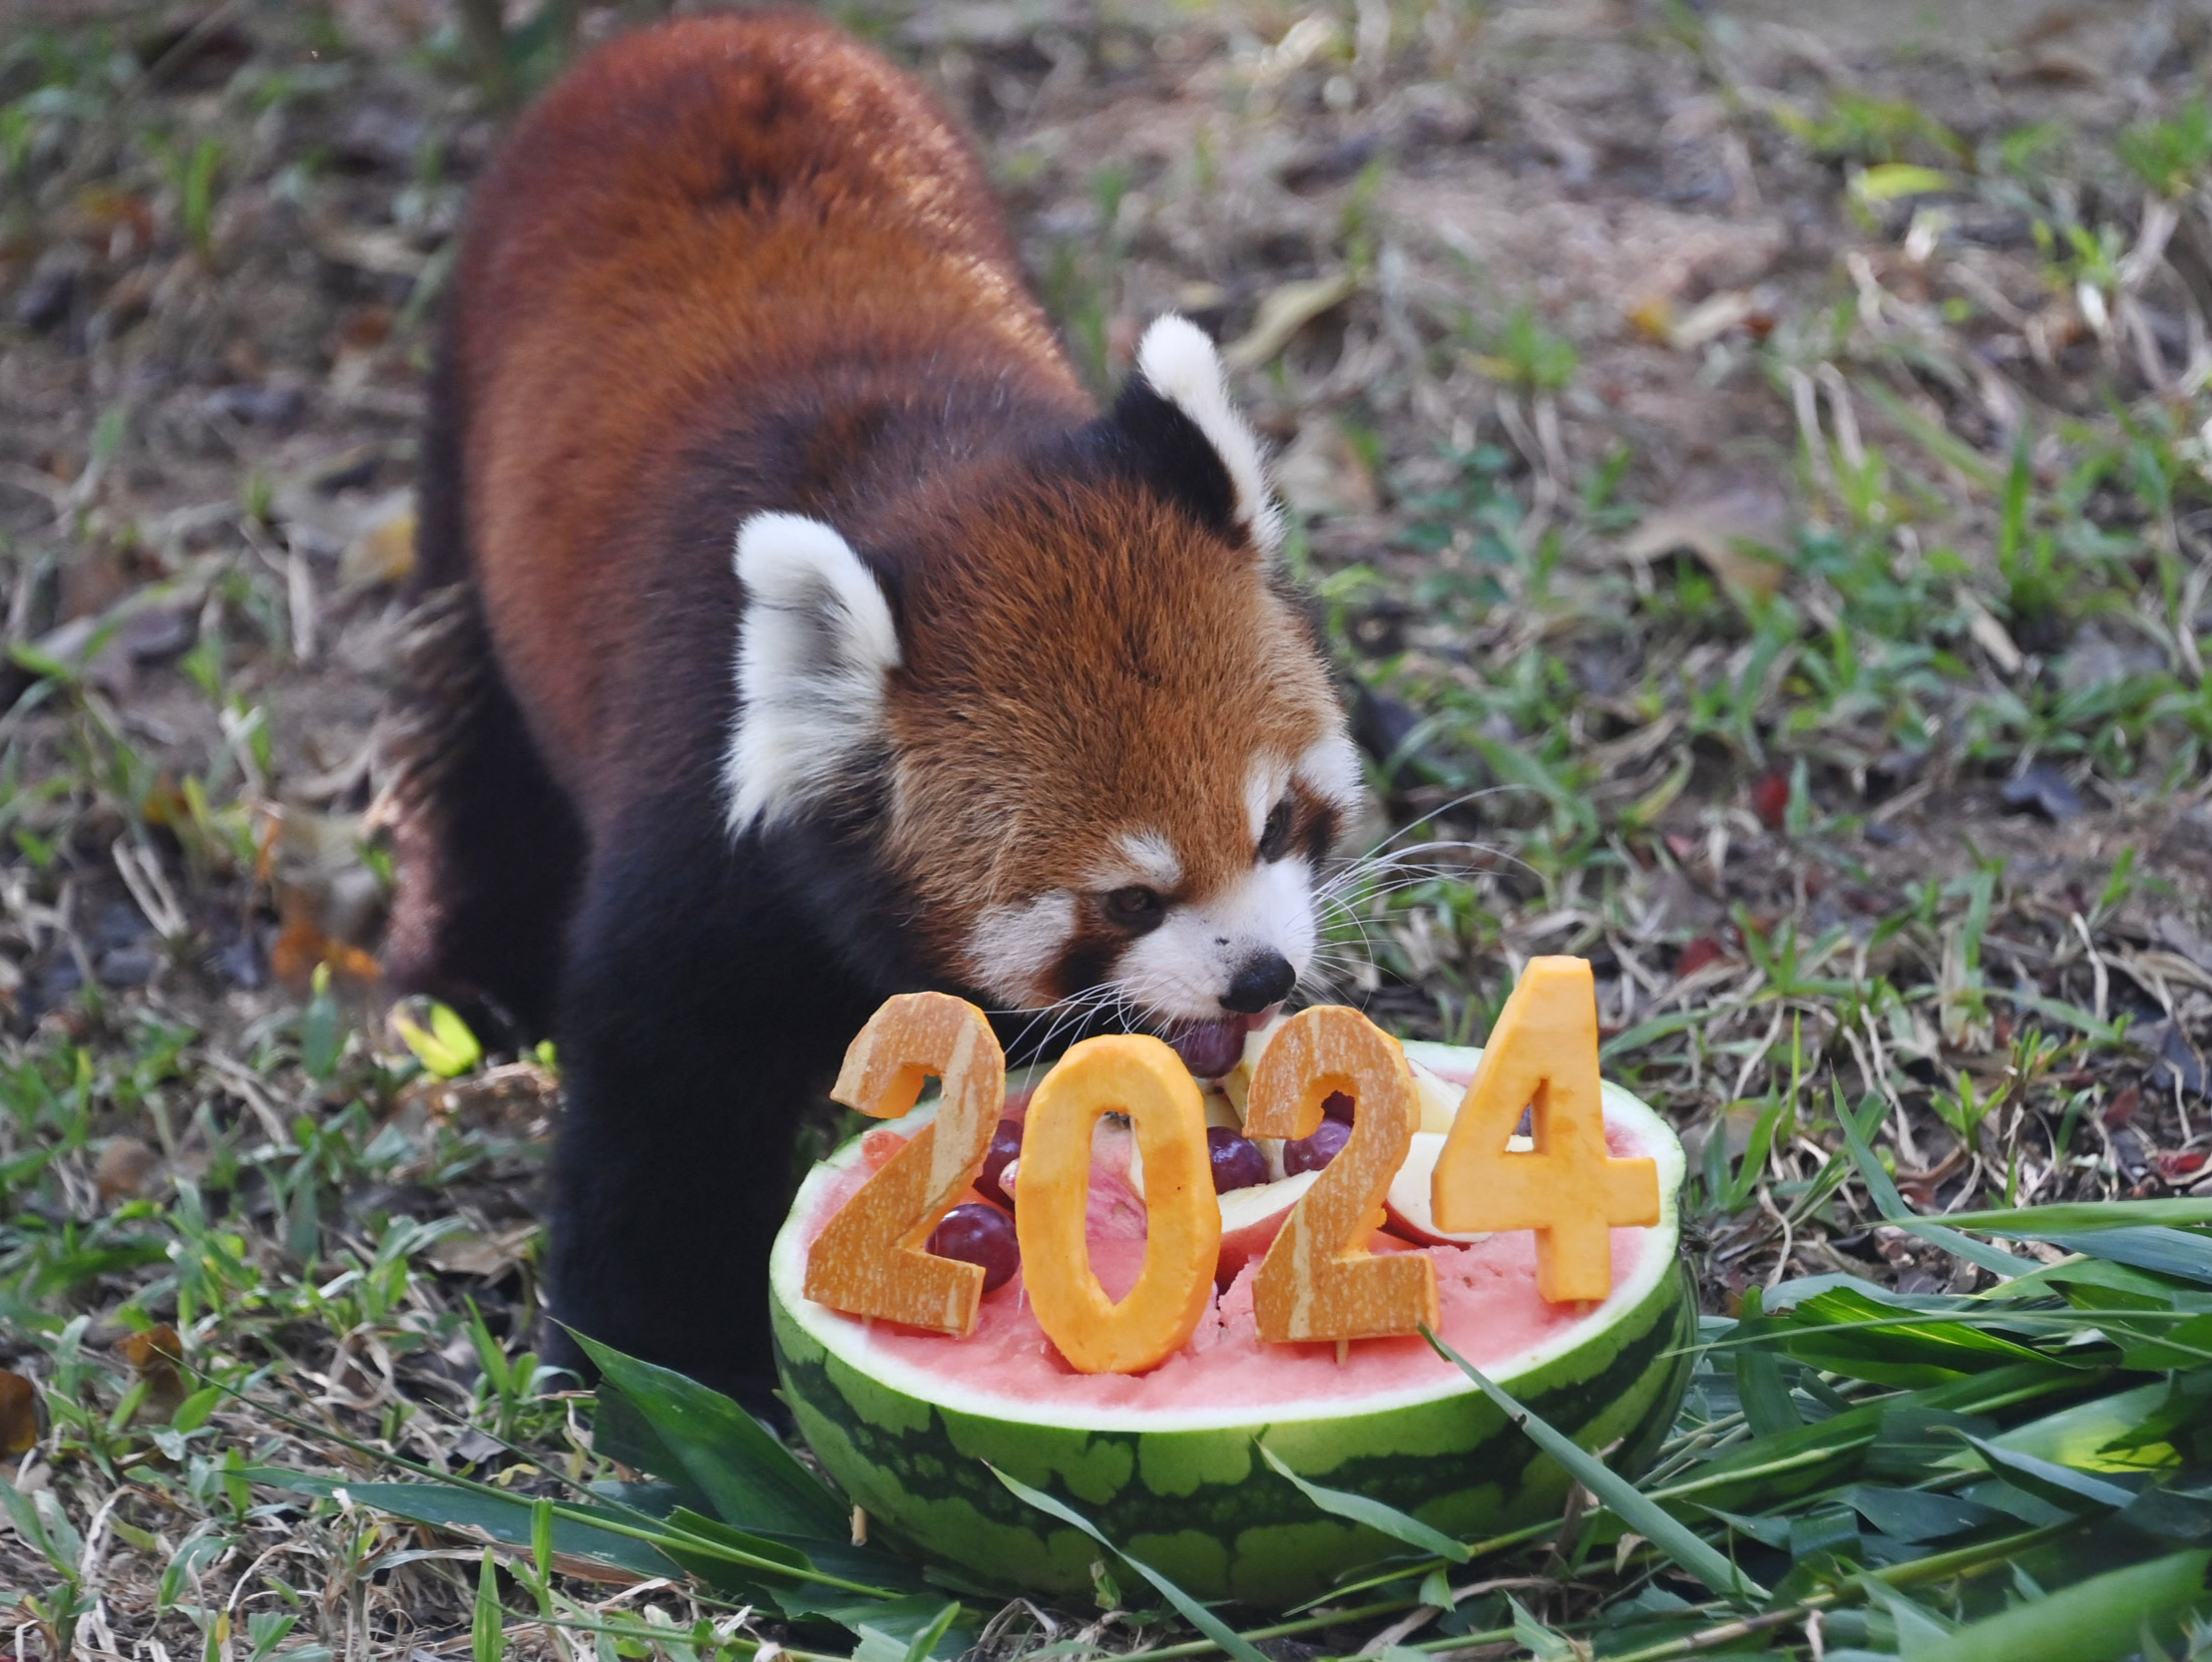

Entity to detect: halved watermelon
[769,1039,1690,1608]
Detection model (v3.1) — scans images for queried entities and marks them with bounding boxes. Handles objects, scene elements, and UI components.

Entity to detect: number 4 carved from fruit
[803,992,1005,1335]
[1431,957,1660,1304]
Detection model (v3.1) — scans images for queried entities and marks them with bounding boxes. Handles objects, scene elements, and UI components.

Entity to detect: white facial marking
[1093,829,1182,891]
[1294,730,1364,815]
[724,513,901,833]
[1244,756,1291,844]
[1114,859,1317,1021]
[1135,315,1285,555]
[965,891,1078,1008]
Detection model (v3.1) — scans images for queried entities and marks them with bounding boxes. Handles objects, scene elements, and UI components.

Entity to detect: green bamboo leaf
[988,1465,1271,1662]
[1765,1286,2063,1386]
[1867,1578,1956,1650]
[781,1591,969,1662]
[2044,1227,2212,1286]
[1734,1289,1803,1437]
[896,1599,963,1662]
[1843,1484,2002,1543]
[1963,1382,2180,1473]
[1937,1201,2212,1233]
[262,1473,676,1580]
[1256,1443,1471,1562]
[1959,1435,2136,1514]
[659,1505,816,1589]
[1902,1550,2212,1662]
[1420,1326,1766,1602]
[577,1335,848,1539]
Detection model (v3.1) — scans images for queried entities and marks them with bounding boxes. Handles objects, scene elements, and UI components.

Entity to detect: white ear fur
[723,513,901,833]
[1136,314,1284,555]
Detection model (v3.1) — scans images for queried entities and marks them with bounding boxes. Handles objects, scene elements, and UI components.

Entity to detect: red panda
[388,9,1361,1397]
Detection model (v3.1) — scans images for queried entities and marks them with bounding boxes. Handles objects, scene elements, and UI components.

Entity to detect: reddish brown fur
[877,479,1339,969]
[448,10,1086,823]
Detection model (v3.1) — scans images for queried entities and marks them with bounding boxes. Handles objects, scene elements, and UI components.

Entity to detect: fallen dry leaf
[1958,592,2024,674]
[0,1370,37,1457]
[1223,271,1357,372]
[426,1223,538,1279]
[96,1136,161,1203]
[1664,289,1767,351]
[1750,769,1792,832]
[339,492,417,589]
[1620,479,1792,598]
[119,1325,188,1423]
[270,901,383,993]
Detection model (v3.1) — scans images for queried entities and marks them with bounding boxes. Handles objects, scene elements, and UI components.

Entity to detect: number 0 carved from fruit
[803,992,1006,1335]
[1245,1007,1439,1344]
[1017,1035,1221,1374]
[1432,957,1660,1304]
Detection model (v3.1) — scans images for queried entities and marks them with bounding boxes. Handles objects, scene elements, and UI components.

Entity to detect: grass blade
[988,1465,1271,1662]
[577,1334,849,1540]
[1901,1549,2212,1662]
[472,1547,503,1662]
[1419,1325,1766,1603]
[1256,1443,1471,1562]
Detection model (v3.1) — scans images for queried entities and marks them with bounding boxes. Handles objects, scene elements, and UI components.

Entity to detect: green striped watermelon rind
[770,1039,1692,1609]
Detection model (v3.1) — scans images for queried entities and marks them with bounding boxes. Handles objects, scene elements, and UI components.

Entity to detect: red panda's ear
[1107,315,1284,556]
[723,513,901,833]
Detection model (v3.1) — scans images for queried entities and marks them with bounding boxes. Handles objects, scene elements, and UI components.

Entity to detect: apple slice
[1215,1170,1319,1286]
[1383,1129,1531,1246]
[1408,1060,1462,1133]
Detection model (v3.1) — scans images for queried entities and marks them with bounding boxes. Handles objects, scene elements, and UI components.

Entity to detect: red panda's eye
[1257,800,1294,862]
[1104,886,1165,929]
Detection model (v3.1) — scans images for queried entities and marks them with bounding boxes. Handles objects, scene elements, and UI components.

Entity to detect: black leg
[543,814,872,1403]
[383,593,588,1044]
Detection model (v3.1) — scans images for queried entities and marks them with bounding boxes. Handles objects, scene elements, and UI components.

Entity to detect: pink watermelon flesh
[804,1062,1659,1412]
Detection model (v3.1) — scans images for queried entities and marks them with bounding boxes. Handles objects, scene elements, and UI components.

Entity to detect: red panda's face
[723,317,1362,1072]
[882,482,1359,1070]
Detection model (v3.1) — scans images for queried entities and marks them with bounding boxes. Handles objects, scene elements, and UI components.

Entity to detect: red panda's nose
[1221,951,1295,1015]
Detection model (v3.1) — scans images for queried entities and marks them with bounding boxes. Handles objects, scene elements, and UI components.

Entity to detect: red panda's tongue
[1164,1015,1255,1079]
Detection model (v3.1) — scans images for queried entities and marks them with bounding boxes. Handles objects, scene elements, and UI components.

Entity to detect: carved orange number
[1017,1036,1221,1374]
[1245,1007,1438,1344]
[1431,957,1660,1303]
[803,992,1006,1335]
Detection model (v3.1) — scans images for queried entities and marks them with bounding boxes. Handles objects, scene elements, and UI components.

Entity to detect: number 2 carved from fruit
[1017,1035,1221,1374]
[1245,1007,1439,1343]
[1431,957,1660,1303]
[803,992,1006,1335]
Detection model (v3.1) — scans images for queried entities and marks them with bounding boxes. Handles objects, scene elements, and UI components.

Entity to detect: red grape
[1206,1126,1269,1191]
[1321,1090,1355,1123]
[1284,1119,1351,1174]
[978,1117,1024,1207]
[926,1202,1019,1292]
